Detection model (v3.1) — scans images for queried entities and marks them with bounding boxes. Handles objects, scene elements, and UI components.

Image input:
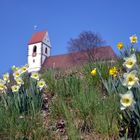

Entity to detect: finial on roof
[34,25,38,30]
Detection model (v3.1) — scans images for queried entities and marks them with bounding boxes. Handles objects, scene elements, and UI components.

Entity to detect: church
[27,30,117,72]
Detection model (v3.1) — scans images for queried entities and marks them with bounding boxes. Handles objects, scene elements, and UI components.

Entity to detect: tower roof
[28,31,47,45]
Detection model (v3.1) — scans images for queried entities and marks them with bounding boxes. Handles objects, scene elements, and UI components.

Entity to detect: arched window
[33,46,37,53]
[32,45,37,57]
[45,48,47,54]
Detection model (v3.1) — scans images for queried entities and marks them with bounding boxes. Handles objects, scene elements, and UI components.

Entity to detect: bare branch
[67,31,105,61]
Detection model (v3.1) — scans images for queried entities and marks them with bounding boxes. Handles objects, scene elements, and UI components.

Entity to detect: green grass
[0,109,47,140]
[0,61,122,140]
[43,62,120,139]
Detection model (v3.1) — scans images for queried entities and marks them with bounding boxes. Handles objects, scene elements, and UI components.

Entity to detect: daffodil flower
[12,65,19,72]
[0,83,7,93]
[11,85,20,93]
[120,90,135,110]
[20,64,28,74]
[122,70,139,89]
[130,35,138,44]
[117,42,124,50]
[109,67,118,77]
[37,79,46,90]
[0,79,6,85]
[13,70,21,79]
[15,77,24,85]
[91,68,96,76]
[123,54,136,70]
[3,73,10,83]
[31,72,39,80]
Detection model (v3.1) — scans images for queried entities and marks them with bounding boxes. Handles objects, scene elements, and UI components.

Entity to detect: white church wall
[28,42,42,72]
[28,42,42,55]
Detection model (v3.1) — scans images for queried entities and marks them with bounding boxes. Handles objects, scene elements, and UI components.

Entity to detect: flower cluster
[31,72,46,90]
[90,65,119,78]
[12,64,28,92]
[117,35,138,51]
[119,35,138,110]
[0,64,46,94]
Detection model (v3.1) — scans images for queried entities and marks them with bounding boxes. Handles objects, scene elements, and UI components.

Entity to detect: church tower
[28,31,51,72]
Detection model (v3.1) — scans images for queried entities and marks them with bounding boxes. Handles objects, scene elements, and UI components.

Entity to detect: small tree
[68,31,105,61]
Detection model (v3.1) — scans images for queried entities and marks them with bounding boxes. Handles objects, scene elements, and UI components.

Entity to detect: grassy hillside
[1,36,140,139]
[0,60,122,140]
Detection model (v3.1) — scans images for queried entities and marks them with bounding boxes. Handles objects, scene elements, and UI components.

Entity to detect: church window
[45,48,47,54]
[33,59,35,63]
[33,45,37,53]
[32,46,37,57]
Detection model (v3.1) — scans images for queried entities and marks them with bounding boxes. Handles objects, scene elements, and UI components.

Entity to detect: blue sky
[0,0,140,75]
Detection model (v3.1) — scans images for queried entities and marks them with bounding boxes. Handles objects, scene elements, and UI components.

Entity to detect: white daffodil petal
[130,35,138,44]
[11,85,20,92]
[122,71,139,89]
[120,90,135,110]
[120,106,126,110]
[123,54,137,70]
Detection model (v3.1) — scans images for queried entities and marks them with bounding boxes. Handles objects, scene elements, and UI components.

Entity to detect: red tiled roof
[28,31,47,45]
[43,46,117,69]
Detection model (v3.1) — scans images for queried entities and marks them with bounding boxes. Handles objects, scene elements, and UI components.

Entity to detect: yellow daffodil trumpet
[91,68,97,76]
[117,42,124,50]
[109,67,118,77]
